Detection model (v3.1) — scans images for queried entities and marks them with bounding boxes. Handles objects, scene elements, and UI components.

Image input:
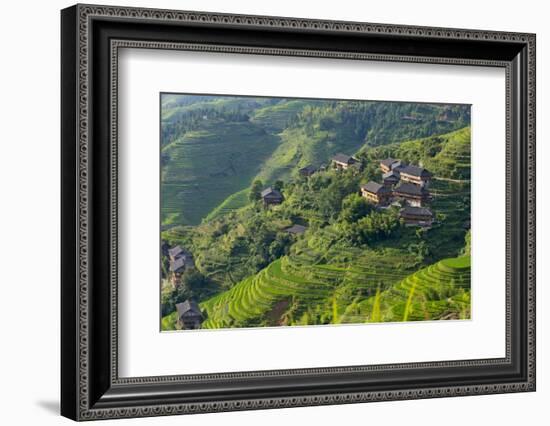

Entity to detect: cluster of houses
[162,243,204,329]
[361,157,434,227]
[259,153,435,227]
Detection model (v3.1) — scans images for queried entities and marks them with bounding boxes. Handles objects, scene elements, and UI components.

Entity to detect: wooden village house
[399,206,434,227]
[298,165,316,177]
[379,158,404,174]
[398,164,432,188]
[382,170,400,188]
[168,245,195,287]
[393,182,431,207]
[176,300,204,330]
[361,181,392,206]
[261,187,284,206]
[332,153,358,171]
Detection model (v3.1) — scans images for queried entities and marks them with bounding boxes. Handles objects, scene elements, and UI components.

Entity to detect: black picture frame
[61,4,536,421]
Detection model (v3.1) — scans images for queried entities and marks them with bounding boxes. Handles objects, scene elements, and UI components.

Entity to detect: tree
[340,193,372,223]
[249,179,263,202]
[273,180,284,192]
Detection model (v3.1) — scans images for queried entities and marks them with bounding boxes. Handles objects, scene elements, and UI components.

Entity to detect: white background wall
[0,0,546,424]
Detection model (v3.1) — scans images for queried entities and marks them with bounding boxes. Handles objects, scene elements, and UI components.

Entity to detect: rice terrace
[159,93,472,331]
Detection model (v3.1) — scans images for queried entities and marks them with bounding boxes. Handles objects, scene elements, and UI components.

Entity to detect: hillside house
[361,181,392,205]
[379,158,402,173]
[299,165,317,177]
[399,206,434,227]
[168,245,195,287]
[261,187,284,206]
[332,153,358,170]
[284,224,307,235]
[399,164,432,188]
[168,245,184,261]
[176,300,203,330]
[382,170,400,188]
[393,182,431,207]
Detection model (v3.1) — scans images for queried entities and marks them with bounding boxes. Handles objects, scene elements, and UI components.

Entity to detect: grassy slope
[161,95,274,121]
[203,188,250,222]
[161,98,320,226]
[250,100,313,132]
[255,119,363,184]
[369,126,471,180]
[161,119,280,225]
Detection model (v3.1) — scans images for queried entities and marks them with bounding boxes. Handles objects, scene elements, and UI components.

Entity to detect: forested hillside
[161,94,470,226]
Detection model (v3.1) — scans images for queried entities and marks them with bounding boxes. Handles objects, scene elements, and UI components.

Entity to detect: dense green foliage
[160,94,472,330]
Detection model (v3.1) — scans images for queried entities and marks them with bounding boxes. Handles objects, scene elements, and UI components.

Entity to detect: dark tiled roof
[391,161,406,170]
[332,153,355,164]
[382,170,400,180]
[380,158,397,167]
[169,257,186,272]
[399,164,432,178]
[361,181,390,194]
[168,245,183,258]
[176,300,202,317]
[394,182,428,197]
[400,206,433,217]
[284,224,307,234]
[261,187,283,198]
[299,165,316,173]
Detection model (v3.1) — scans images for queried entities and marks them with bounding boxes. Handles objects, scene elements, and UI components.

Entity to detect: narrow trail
[433,177,470,184]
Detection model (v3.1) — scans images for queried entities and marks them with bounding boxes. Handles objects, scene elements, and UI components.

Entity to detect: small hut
[298,165,316,177]
[399,206,434,227]
[176,300,203,330]
[393,182,431,207]
[332,154,358,170]
[261,187,284,206]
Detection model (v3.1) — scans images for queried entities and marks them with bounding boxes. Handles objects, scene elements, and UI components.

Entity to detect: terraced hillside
[197,242,415,329]
[186,250,470,329]
[356,256,471,323]
[161,119,279,225]
[365,127,471,181]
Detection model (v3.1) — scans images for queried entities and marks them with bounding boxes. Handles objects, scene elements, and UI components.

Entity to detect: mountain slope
[161,95,470,227]
[161,119,279,225]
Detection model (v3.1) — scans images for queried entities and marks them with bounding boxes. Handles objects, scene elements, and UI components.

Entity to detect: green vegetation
[161,120,279,225]
[160,94,471,330]
[161,94,470,226]
[204,188,250,222]
[360,126,471,180]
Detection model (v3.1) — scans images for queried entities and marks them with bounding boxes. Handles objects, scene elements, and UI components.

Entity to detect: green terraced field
[389,255,471,322]
[182,251,470,330]
[250,100,313,133]
[204,188,250,222]
[161,119,280,225]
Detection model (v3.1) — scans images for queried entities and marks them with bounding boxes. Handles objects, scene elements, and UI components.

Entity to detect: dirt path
[433,177,470,184]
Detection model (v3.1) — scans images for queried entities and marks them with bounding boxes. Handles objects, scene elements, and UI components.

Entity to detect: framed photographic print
[61,4,536,421]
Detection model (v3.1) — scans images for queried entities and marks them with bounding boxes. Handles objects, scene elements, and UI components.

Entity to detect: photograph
[159,93,472,331]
